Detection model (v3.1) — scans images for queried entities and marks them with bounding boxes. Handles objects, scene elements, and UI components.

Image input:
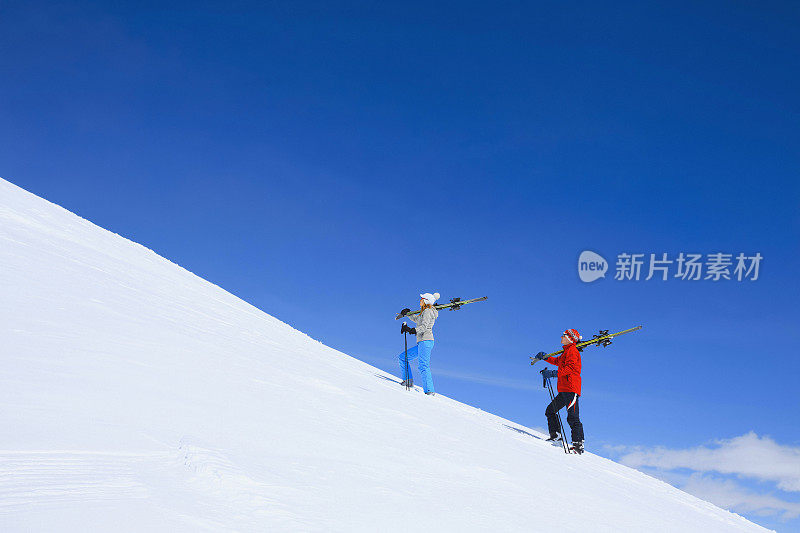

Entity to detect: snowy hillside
[0,178,771,532]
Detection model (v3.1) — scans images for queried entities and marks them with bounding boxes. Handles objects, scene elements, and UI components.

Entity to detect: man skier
[534,329,585,454]
[397,292,439,396]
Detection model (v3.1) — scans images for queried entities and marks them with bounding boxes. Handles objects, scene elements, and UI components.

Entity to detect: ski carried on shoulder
[395,296,488,320]
[530,325,643,365]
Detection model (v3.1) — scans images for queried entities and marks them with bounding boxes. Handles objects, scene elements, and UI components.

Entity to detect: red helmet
[563,329,582,343]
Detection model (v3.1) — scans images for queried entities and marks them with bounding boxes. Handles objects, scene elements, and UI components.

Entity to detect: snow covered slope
[0,178,770,532]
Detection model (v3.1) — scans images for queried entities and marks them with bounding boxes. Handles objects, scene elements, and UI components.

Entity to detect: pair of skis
[395,296,488,320]
[530,326,643,365]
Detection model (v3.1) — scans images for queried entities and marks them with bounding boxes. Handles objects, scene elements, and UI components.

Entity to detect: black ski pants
[545,392,584,443]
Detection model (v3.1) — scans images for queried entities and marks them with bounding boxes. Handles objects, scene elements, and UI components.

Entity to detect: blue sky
[2,1,799,529]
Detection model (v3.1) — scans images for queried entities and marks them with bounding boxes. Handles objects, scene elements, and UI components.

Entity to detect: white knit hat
[420,292,440,305]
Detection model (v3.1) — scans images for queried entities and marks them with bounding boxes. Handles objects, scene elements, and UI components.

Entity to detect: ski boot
[545,432,562,443]
[571,441,585,454]
[425,391,436,396]
[400,379,413,388]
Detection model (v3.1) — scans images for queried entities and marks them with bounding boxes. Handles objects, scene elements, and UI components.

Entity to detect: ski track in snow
[0,450,153,508]
[0,178,773,532]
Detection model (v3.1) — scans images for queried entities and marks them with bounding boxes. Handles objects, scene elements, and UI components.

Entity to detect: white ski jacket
[406,307,438,342]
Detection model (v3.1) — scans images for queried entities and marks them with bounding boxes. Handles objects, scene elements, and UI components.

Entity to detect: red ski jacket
[545,343,582,395]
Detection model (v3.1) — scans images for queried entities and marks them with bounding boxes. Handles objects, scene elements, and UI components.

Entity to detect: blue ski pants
[398,340,435,394]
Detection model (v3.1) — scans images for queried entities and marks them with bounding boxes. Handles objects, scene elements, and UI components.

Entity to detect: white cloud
[618,432,800,492]
[680,474,800,522]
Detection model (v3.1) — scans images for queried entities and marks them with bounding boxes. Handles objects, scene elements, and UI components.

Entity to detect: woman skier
[534,329,585,454]
[397,292,440,396]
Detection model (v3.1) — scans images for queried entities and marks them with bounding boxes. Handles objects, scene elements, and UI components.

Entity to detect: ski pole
[549,380,570,454]
[403,322,410,391]
[543,371,571,454]
[549,379,571,454]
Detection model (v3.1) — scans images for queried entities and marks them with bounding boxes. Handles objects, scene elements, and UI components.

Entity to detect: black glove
[540,368,557,387]
[534,351,547,360]
[401,323,417,335]
[399,308,411,317]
